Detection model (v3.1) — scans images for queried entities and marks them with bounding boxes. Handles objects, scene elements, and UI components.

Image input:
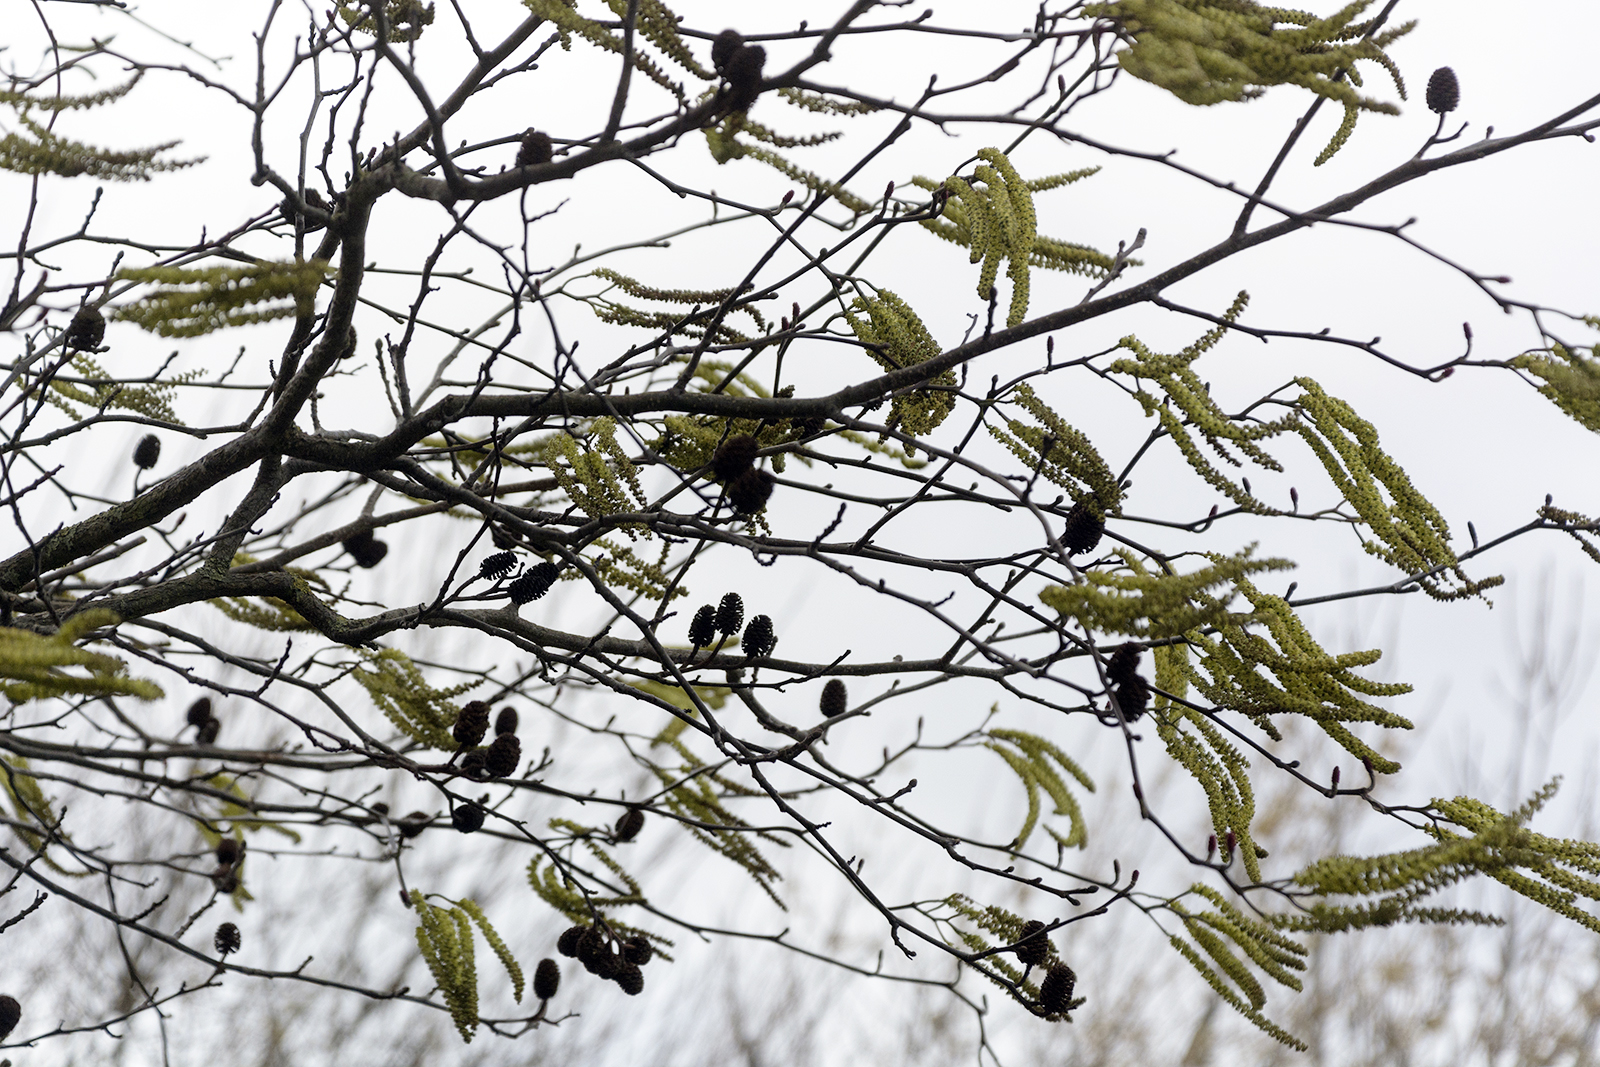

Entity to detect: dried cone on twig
[712,433,759,481]
[820,678,848,719]
[509,561,560,604]
[342,529,389,568]
[710,28,743,74]
[534,958,561,1001]
[1106,642,1150,722]
[454,700,491,747]
[133,434,161,470]
[1015,920,1049,967]
[397,811,430,838]
[516,129,553,167]
[726,467,775,514]
[484,733,521,778]
[1426,66,1460,114]
[215,838,243,867]
[459,748,488,779]
[452,803,485,834]
[0,994,18,1041]
[478,551,516,581]
[214,922,242,956]
[1039,963,1076,1015]
[66,305,105,351]
[614,960,644,996]
[688,604,717,648]
[557,925,585,957]
[622,935,654,966]
[614,807,645,842]
[722,43,766,113]
[196,717,220,745]
[577,926,608,973]
[742,615,776,659]
[1062,501,1103,556]
[715,592,744,637]
[186,697,213,727]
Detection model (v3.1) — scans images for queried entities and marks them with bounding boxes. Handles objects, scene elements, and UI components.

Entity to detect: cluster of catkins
[555,923,654,997]
[710,29,766,113]
[1011,920,1078,1016]
[1104,643,1150,723]
[453,701,522,782]
[186,696,223,746]
[687,592,776,659]
[711,433,775,514]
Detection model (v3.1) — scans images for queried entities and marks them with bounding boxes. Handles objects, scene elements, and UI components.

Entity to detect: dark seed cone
[557,925,586,958]
[742,615,776,659]
[1039,963,1076,1015]
[722,43,766,112]
[710,28,743,74]
[214,922,242,956]
[820,678,848,719]
[454,700,491,747]
[281,188,330,231]
[688,604,717,648]
[622,935,654,966]
[133,434,161,470]
[614,807,645,842]
[0,994,19,1041]
[517,129,553,167]
[197,718,220,745]
[726,467,775,514]
[534,957,561,1000]
[452,803,485,834]
[215,838,243,866]
[508,560,560,604]
[577,926,608,972]
[397,811,430,838]
[478,551,516,581]
[1113,679,1149,722]
[211,866,240,894]
[186,697,213,726]
[716,592,745,636]
[614,960,644,995]
[1426,66,1460,114]
[343,530,389,568]
[1015,920,1049,967]
[484,733,521,778]
[459,748,489,779]
[494,706,519,737]
[66,305,106,351]
[712,433,759,481]
[1062,501,1104,556]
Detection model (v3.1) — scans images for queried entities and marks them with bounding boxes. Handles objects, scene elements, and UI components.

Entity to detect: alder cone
[66,305,105,351]
[342,529,389,568]
[516,129,553,167]
[133,434,161,470]
[726,467,775,514]
[509,560,560,604]
[722,43,766,112]
[1426,66,1460,114]
[196,717,220,745]
[533,958,561,1000]
[712,433,759,480]
[1062,502,1103,556]
[459,748,489,779]
[452,803,485,834]
[710,28,743,74]
[453,700,491,747]
[742,614,776,659]
[186,697,213,726]
[215,838,243,866]
[397,811,430,838]
[214,922,242,956]
[0,994,18,1041]
[688,604,717,647]
[478,551,515,580]
[484,733,521,778]
[1106,643,1142,689]
[614,960,644,996]
[820,678,848,718]
[1016,920,1049,967]
[614,807,645,842]
[557,925,585,958]
[1039,963,1076,1014]
[577,926,608,971]
[716,592,745,636]
[622,935,653,966]
[494,706,518,737]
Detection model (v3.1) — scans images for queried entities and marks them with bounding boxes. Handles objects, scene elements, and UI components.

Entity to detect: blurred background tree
[2,1,1599,1063]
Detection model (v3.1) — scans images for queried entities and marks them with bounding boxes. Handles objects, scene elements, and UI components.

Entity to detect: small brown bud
[557,924,586,957]
[534,957,561,1000]
[742,615,775,659]
[1426,66,1460,114]
[186,697,213,726]
[614,960,644,995]
[820,678,848,719]
[0,994,19,1041]
[494,706,519,737]
[343,529,389,568]
[1016,920,1049,967]
[614,807,645,842]
[1039,963,1076,1014]
[622,935,654,966]
[726,467,775,514]
[214,922,242,956]
[712,433,759,481]
[484,733,521,778]
[516,129,554,168]
[715,593,745,637]
[133,434,162,470]
[66,305,106,351]
[454,700,491,747]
